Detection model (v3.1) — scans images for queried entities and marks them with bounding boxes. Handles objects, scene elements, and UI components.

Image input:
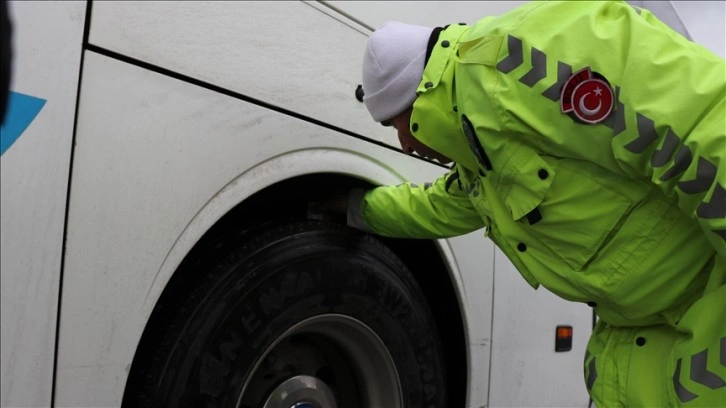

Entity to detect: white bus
[1,1,722,407]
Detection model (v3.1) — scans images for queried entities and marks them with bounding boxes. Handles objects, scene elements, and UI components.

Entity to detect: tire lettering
[220,331,242,362]
[260,272,315,315]
[348,271,369,291]
[241,309,261,334]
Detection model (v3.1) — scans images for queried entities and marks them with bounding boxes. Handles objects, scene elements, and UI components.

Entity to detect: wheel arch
[122,153,467,407]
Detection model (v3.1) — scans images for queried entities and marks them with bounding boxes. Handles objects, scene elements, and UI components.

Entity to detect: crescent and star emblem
[560,68,614,124]
[578,88,603,116]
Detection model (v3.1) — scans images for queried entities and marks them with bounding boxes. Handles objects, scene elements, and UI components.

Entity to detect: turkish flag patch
[560,68,614,124]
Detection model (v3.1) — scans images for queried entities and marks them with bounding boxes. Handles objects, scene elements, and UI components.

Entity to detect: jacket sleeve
[607,3,726,257]
[612,3,726,256]
[347,167,486,238]
[477,1,726,256]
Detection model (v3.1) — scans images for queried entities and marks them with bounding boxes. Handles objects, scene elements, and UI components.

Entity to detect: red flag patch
[561,68,614,124]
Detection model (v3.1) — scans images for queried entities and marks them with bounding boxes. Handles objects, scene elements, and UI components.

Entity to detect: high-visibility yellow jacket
[351,1,725,326]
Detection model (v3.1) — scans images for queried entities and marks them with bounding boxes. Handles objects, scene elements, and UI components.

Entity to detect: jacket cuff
[347,188,374,233]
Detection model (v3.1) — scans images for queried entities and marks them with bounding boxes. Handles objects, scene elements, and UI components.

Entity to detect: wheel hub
[237,314,402,408]
[262,375,336,408]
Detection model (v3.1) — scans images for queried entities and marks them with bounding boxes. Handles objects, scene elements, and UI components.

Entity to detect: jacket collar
[410,24,479,171]
[425,27,444,65]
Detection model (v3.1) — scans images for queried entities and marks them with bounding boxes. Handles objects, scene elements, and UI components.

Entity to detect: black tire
[134,221,447,408]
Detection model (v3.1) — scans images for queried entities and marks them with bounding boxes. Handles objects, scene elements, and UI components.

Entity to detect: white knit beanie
[362,21,432,123]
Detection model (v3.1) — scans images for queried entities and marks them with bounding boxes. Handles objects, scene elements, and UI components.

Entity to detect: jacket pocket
[503,147,633,271]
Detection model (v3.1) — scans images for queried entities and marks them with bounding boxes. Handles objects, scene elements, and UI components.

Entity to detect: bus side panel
[0,2,85,407]
[490,249,591,406]
[88,1,392,148]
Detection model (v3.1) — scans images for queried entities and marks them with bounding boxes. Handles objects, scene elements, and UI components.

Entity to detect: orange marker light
[555,325,573,352]
[557,326,573,339]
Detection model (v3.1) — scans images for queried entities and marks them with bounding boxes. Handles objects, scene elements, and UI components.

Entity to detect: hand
[307,192,349,223]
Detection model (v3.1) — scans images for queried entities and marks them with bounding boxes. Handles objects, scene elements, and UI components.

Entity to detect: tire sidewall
[156,225,446,408]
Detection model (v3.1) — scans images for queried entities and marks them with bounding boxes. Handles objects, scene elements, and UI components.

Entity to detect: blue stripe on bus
[1,91,47,156]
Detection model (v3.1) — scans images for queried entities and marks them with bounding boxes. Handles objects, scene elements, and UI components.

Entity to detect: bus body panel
[0,2,85,406]
[490,249,591,406]
[88,1,392,148]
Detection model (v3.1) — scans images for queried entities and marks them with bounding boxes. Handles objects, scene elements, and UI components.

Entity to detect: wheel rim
[236,314,402,408]
[262,375,337,408]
